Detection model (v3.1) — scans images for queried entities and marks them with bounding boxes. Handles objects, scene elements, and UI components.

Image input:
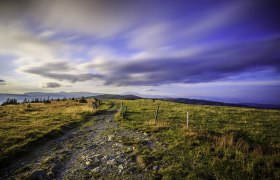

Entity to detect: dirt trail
[0,109,157,179]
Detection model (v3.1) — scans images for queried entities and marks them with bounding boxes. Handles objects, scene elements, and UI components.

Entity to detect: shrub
[1,98,19,106]
[79,96,87,103]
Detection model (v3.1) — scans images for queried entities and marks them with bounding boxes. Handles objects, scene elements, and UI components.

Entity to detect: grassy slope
[0,99,112,162]
[113,99,280,179]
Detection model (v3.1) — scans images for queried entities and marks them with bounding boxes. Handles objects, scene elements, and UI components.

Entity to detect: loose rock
[107,159,117,166]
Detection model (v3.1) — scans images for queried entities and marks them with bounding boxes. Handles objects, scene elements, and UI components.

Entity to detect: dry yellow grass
[0,99,100,161]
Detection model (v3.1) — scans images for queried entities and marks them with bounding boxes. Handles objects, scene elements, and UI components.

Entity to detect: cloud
[91,36,280,86]
[142,88,156,92]
[38,30,56,39]
[0,0,161,38]
[126,2,246,51]
[1,0,280,93]
[41,82,62,88]
[21,61,103,83]
[1,0,243,39]
[0,25,56,61]
[0,79,5,85]
[128,23,172,50]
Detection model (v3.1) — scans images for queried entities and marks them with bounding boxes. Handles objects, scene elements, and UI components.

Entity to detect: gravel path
[0,109,157,179]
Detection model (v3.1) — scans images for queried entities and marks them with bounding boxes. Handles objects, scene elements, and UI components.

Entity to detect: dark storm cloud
[95,36,280,86]
[2,0,267,37]
[143,88,156,92]
[0,0,175,37]
[22,61,103,83]
[0,0,33,17]
[41,82,61,88]
[39,73,101,83]
[0,79,5,85]
[22,36,280,86]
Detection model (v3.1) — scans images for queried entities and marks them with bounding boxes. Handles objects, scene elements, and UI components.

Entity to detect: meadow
[1,97,279,179]
[0,99,111,163]
[113,99,280,179]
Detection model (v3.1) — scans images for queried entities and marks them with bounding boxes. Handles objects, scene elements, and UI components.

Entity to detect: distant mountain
[240,103,280,109]
[0,93,28,104]
[1,92,279,109]
[120,91,167,99]
[91,94,142,100]
[119,92,280,109]
[0,92,101,104]
[0,93,28,97]
[23,91,101,97]
[189,95,280,105]
[162,98,280,109]
[163,98,244,106]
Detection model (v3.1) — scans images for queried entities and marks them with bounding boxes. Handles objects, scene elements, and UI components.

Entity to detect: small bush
[79,96,87,103]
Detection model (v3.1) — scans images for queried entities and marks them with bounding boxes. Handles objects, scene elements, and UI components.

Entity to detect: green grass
[0,99,112,162]
[113,99,280,179]
[1,98,279,178]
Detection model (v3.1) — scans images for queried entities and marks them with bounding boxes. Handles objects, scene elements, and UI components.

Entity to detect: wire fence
[118,101,280,144]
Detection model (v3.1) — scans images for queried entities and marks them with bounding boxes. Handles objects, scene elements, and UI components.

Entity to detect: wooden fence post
[186,111,189,129]
[120,101,123,119]
[124,106,127,118]
[92,102,97,109]
[154,105,159,124]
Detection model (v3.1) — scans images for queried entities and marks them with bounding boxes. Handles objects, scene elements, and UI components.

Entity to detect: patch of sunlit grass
[0,99,110,162]
[112,99,280,179]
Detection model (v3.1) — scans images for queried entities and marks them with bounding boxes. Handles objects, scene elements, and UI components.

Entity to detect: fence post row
[119,102,190,129]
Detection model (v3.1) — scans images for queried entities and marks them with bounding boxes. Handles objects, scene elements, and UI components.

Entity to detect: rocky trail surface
[0,109,159,179]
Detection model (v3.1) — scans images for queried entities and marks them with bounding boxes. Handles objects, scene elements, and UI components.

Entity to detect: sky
[0,0,280,104]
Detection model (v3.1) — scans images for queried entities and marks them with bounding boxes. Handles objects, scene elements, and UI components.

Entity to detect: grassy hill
[113,99,280,179]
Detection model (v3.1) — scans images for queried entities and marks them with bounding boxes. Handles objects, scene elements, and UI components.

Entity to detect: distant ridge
[161,98,280,109]
[162,98,253,108]
[91,94,280,109]
[0,92,279,109]
[91,94,142,100]
[23,91,101,97]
